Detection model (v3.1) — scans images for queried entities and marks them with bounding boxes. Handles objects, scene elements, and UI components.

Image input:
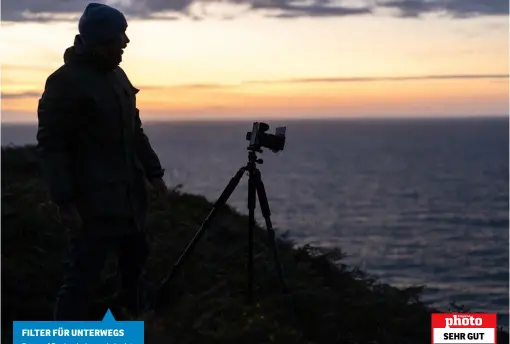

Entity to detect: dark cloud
[138,73,510,89]
[268,74,510,83]
[140,83,228,90]
[1,0,191,22]
[1,0,507,22]
[2,91,42,99]
[265,6,371,18]
[379,0,509,18]
[2,0,87,22]
[0,0,370,22]
[247,0,372,18]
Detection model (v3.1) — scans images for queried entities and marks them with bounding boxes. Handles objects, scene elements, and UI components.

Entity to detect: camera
[246,122,286,153]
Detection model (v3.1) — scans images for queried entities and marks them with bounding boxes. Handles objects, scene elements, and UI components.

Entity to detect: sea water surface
[2,117,509,324]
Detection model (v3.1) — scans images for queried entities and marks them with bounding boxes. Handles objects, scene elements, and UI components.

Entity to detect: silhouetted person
[36,2,168,320]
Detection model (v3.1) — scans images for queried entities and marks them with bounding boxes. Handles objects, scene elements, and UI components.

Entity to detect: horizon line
[2,114,508,126]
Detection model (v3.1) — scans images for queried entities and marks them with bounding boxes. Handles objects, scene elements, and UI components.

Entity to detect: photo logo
[431,313,497,344]
[445,314,484,328]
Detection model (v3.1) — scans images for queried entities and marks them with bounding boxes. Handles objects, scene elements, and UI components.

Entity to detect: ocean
[2,117,509,324]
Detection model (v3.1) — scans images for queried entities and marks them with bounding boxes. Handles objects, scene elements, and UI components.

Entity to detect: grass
[2,145,508,344]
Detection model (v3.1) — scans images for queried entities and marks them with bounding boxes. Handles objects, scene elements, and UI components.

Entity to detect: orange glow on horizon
[1,14,507,122]
[2,78,508,121]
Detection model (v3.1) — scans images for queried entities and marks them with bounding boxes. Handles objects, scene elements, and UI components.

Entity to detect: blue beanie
[78,3,128,46]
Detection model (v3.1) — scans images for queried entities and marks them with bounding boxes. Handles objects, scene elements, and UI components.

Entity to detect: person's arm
[134,108,165,181]
[36,71,82,207]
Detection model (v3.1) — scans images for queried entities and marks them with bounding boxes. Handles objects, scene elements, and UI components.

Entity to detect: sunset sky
[1,0,509,122]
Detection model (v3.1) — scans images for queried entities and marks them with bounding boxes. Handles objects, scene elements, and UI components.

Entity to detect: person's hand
[58,203,83,233]
[150,177,168,202]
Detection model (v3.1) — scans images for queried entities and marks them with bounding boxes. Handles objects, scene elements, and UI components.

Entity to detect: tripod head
[246,122,286,154]
[247,150,264,166]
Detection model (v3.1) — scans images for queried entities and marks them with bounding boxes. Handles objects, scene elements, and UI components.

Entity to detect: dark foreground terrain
[2,145,508,344]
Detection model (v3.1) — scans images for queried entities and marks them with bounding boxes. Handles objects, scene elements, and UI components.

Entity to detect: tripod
[156,149,289,308]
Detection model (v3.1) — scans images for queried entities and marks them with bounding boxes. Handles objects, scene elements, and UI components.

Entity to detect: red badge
[431,313,497,344]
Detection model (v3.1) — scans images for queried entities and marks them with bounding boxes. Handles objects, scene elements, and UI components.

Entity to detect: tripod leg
[252,169,289,294]
[252,170,304,331]
[247,166,257,304]
[157,166,246,309]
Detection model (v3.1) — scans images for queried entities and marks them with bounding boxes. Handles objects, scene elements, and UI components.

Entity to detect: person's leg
[117,231,150,315]
[54,235,111,320]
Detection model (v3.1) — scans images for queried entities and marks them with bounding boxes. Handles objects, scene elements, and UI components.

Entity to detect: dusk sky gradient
[1,0,508,122]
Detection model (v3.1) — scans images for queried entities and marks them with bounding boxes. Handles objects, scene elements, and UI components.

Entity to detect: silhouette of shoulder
[38,64,90,122]
[42,63,86,98]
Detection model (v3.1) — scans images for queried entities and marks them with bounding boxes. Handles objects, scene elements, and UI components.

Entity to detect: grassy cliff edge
[2,145,508,344]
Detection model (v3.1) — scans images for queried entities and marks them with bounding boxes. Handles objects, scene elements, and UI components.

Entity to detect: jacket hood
[63,34,119,72]
[63,35,87,64]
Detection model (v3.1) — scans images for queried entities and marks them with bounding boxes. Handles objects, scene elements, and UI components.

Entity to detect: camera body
[246,122,286,153]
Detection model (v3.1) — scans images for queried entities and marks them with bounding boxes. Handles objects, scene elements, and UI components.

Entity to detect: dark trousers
[54,225,149,321]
